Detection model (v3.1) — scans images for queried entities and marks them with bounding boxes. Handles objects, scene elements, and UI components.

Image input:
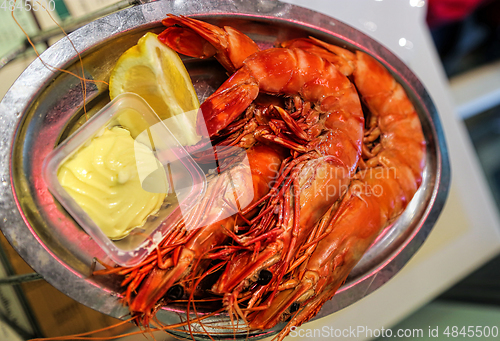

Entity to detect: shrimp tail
[160,14,260,73]
[158,26,218,59]
[198,68,259,137]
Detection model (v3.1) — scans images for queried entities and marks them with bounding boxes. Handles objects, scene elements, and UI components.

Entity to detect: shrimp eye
[166,285,184,300]
[290,302,300,313]
[257,270,273,285]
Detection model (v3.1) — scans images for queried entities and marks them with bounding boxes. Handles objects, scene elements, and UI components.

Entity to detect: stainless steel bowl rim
[0,0,450,327]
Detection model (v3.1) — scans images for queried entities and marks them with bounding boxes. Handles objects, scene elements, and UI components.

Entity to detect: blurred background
[1,0,500,340]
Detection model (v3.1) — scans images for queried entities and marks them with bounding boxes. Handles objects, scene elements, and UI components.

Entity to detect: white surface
[278,0,500,340]
[0,318,23,341]
[377,301,500,341]
[449,60,500,119]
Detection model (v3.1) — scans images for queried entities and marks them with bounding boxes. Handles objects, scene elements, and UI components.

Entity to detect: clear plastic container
[43,93,206,267]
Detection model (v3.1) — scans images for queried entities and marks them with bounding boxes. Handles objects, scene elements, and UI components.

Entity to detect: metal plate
[0,0,450,339]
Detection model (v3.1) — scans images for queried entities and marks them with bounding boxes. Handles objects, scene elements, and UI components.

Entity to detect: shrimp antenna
[10,0,110,121]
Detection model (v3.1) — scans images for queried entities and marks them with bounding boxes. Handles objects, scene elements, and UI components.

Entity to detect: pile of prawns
[93,15,426,341]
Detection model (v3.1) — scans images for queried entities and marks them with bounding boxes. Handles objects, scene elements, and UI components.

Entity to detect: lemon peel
[109,32,200,145]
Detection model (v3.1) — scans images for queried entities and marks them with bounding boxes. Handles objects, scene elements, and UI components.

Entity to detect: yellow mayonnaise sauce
[57,126,167,240]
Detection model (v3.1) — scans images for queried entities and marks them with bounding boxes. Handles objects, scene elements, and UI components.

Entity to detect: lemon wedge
[109,32,200,145]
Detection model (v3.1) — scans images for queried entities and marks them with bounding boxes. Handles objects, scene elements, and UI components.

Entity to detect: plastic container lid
[43,93,206,267]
